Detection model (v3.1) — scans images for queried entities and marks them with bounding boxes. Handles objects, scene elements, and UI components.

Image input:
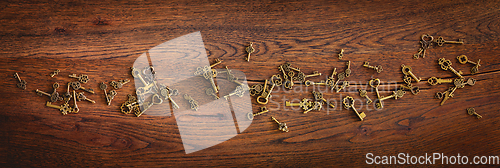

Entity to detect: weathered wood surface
[1,0,500,167]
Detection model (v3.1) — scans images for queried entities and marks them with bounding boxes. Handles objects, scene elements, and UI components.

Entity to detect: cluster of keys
[122,66,179,117]
[31,70,96,115]
[246,61,354,132]
[411,33,482,118]
[413,34,464,59]
[354,78,407,121]
[432,57,477,105]
[124,58,251,117]
[197,58,250,101]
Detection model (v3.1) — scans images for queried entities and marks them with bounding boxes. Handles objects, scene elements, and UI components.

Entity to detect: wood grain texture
[1,0,500,167]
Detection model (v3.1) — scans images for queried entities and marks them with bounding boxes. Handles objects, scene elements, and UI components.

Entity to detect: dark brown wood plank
[1,0,500,167]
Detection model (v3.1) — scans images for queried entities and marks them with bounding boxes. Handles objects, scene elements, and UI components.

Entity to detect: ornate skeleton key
[76,92,95,103]
[271,116,289,132]
[293,71,322,83]
[183,94,197,111]
[282,62,301,72]
[369,79,381,100]
[107,90,117,105]
[332,72,346,90]
[160,86,179,109]
[270,74,283,86]
[440,86,458,106]
[61,84,72,104]
[369,79,383,109]
[184,94,199,111]
[110,79,130,89]
[285,98,313,112]
[401,64,422,82]
[206,88,219,99]
[325,68,337,87]
[335,81,349,93]
[131,67,150,86]
[457,55,481,74]
[344,61,352,77]
[303,101,322,114]
[70,90,79,114]
[121,95,140,114]
[375,90,406,109]
[70,81,94,94]
[99,82,109,104]
[338,49,344,59]
[247,106,270,120]
[363,61,383,73]
[467,107,482,119]
[427,77,453,85]
[343,96,366,121]
[245,42,255,62]
[136,81,158,96]
[50,69,60,77]
[195,66,219,93]
[224,85,248,100]
[257,80,275,104]
[312,91,334,108]
[46,102,72,115]
[358,89,372,104]
[14,73,27,90]
[69,74,89,83]
[35,82,62,102]
[249,84,263,96]
[399,84,420,95]
[438,58,464,78]
[434,36,464,46]
[304,80,328,87]
[379,90,406,101]
[279,65,294,89]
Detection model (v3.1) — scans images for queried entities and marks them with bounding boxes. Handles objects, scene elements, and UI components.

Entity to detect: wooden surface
[1,0,500,167]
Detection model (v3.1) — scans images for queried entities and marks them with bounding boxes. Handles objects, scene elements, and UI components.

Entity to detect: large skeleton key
[434,36,464,46]
[343,96,366,121]
[438,58,464,78]
[46,102,72,115]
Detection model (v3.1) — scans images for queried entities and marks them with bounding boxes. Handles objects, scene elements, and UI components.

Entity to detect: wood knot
[92,17,110,26]
[54,27,66,33]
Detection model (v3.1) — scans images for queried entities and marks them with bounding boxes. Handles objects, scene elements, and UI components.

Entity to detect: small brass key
[358,89,372,104]
[14,72,27,90]
[401,64,422,82]
[467,107,482,119]
[271,116,289,132]
[247,106,270,120]
[438,58,464,78]
[457,55,481,75]
[343,96,366,121]
[245,42,255,62]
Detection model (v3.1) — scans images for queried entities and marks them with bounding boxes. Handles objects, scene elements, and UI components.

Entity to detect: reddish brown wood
[1,0,500,167]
